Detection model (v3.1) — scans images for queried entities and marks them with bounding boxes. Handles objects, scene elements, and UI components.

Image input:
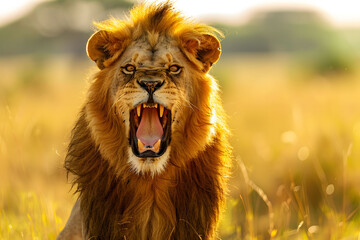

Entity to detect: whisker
[182,98,199,111]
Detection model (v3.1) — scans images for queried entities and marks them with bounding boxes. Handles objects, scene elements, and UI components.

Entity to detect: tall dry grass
[217,55,360,239]
[0,55,359,239]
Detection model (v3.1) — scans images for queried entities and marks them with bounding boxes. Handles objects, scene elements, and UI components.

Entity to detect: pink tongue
[136,108,163,146]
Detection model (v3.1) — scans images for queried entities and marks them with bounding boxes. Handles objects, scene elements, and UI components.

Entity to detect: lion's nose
[138,80,164,95]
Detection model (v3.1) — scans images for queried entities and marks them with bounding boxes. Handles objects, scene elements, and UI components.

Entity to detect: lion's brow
[137,66,167,71]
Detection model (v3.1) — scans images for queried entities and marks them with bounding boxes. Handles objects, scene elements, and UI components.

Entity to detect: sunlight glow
[0,0,47,26]
[172,0,360,26]
[1,0,360,27]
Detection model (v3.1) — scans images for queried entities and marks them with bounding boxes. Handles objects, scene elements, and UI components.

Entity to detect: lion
[57,2,231,240]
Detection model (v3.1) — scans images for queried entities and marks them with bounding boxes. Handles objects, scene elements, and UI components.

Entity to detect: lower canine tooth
[154,139,161,153]
[137,105,141,117]
[159,105,164,117]
[138,139,145,153]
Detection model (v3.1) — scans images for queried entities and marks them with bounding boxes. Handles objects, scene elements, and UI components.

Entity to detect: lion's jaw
[111,36,189,175]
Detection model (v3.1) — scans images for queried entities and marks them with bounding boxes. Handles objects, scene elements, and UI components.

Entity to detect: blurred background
[1,0,360,239]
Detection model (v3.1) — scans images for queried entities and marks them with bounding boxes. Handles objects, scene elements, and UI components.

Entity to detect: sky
[1,0,360,27]
[0,0,46,26]
[174,0,360,27]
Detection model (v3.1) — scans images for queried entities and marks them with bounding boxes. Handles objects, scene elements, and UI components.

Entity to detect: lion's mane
[65,2,231,240]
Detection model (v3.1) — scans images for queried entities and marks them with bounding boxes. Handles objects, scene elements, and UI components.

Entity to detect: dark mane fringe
[96,1,182,34]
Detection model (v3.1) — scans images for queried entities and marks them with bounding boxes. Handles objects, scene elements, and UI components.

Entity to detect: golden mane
[63,2,231,239]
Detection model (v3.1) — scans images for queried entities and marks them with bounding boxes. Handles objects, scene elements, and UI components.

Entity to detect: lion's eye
[169,65,182,74]
[123,64,136,74]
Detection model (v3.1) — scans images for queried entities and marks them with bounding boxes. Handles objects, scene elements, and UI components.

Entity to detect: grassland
[0,55,359,239]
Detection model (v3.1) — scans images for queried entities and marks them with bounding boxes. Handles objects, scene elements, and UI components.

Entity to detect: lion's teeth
[154,139,161,153]
[159,105,164,118]
[138,139,145,153]
[155,103,158,108]
[137,105,141,117]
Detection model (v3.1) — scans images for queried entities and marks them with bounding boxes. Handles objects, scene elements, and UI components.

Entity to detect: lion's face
[85,11,221,176]
[111,35,191,174]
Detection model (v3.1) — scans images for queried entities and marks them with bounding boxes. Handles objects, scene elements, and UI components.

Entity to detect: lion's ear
[184,34,221,72]
[86,30,112,69]
[87,30,128,69]
[87,30,108,69]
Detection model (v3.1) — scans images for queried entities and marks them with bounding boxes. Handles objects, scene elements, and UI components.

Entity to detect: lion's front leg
[57,200,83,240]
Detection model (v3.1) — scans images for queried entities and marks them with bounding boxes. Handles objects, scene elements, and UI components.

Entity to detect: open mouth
[129,103,171,158]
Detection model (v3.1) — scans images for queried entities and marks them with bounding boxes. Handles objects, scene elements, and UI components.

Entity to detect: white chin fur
[127,147,170,176]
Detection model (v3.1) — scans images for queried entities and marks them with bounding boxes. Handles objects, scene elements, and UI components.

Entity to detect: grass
[1,54,360,239]
[217,55,360,239]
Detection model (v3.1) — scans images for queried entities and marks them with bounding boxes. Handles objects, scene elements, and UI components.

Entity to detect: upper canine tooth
[159,105,164,118]
[137,105,141,117]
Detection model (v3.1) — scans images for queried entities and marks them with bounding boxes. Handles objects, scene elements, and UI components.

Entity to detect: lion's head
[82,2,224,176]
